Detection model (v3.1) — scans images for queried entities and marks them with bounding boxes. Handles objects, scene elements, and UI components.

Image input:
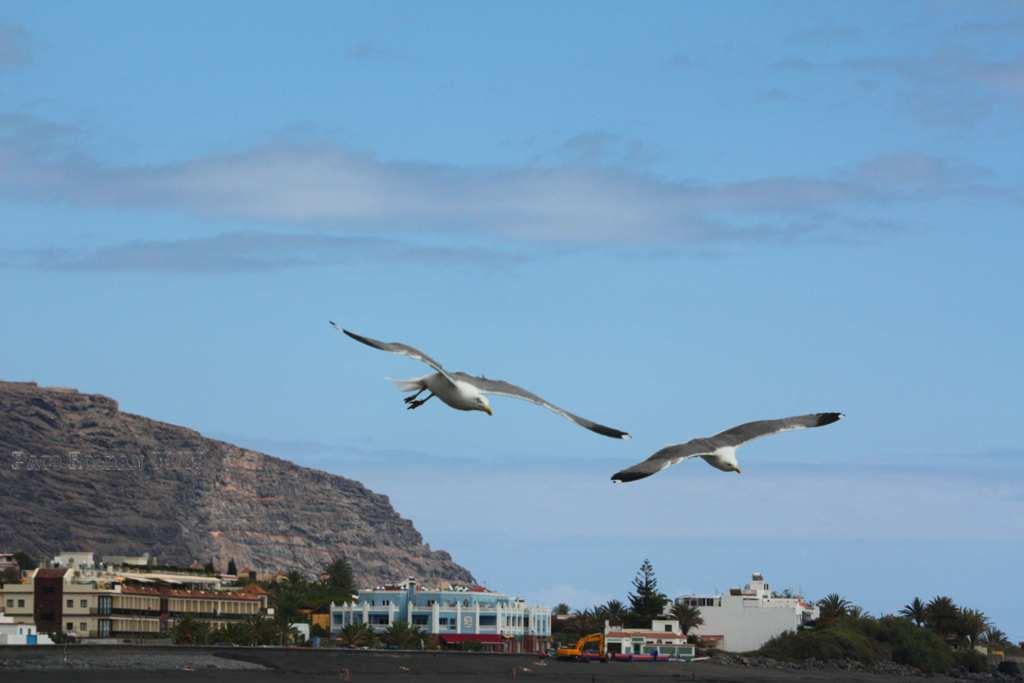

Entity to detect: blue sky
[2,1,1023,638]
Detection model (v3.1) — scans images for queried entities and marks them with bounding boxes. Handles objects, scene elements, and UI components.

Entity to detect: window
[368,614,390,625]
[381,600,390,606]
[81,599,88,608]
[479,615,496,627]
[4,599,11,607]
[66,622,74,632]
[67,599,74,608]
[664,625,672,632]
[80,622,87,632]
[438,616,456,627]
[17,599,24,607]
[412,614,429,626]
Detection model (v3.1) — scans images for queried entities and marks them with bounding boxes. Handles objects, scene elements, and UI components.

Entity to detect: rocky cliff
[0,381,473,585]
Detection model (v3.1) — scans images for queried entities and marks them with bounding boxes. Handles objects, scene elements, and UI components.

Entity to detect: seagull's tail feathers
[388,376,426,393]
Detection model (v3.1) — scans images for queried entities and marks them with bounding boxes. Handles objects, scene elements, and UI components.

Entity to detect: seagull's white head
[475,395,493,416]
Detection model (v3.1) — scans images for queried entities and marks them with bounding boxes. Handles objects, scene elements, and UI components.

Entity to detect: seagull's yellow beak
[483,405,493,416]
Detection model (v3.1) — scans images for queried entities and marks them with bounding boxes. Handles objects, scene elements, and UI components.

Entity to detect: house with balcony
[330,578,551,652]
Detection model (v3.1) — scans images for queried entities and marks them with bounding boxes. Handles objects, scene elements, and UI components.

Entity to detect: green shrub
[952,649,989,674]
[861,616,953,674]
[758,626,881,663]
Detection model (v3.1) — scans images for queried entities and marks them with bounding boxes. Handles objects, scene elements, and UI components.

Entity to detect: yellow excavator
[556,633,606,661]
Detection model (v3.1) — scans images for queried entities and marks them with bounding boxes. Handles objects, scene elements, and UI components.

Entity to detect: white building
[604,619,696,660]
[0,614,53,645]
[676,572,818,652]
[102,553,154,568]
[52,551,96,570]
[331,578,551,652]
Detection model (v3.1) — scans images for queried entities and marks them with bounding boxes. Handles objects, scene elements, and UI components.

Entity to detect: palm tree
[245,614,280,645]
[338,622,378,648]
[554,603,571,616]
[669,602,704,635]
[170,615,211,645]
[272,611,299,645]
[383,621,424,649]
[210,621,252,645]
[571,608,602,634]
[816,593,850,623]
[847,605,870,620]
[899,597,927,626]
[955,608,988,646]
[924,596,959,639]
[601,599,629,626]
[982,627,1007,649]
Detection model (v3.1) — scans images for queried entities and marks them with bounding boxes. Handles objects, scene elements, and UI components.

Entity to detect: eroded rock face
[0,381,474,585]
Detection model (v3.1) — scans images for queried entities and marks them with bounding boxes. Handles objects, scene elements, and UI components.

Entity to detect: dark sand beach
[0,646,967,682]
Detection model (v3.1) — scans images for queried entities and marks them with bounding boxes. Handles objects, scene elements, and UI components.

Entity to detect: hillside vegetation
[757,594,1006,676]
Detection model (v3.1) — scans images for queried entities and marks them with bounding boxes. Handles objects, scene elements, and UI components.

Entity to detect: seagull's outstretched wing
[708,413,843,448]
[331,323,456,383]
[453,372,631,440]
[611,412,842,482]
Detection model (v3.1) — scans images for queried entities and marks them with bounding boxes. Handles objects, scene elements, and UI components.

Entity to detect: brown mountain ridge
[0,380,473,586]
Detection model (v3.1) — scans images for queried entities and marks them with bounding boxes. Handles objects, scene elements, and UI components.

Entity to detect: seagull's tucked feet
[406,393,434,410]
[403,389,425,404]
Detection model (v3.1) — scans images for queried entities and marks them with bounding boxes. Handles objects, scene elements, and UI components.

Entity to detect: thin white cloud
[0,114,1016,246]
[0,231,521,273]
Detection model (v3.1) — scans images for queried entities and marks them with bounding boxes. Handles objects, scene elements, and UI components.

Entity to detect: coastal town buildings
[676,571,819,652]
[0,551,269,639]
[330,578,551,652]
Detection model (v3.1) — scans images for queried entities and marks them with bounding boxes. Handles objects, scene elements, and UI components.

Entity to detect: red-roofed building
[0,555,269,639]
[603,619,696,660]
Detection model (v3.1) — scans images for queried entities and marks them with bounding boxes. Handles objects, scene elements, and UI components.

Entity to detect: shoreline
[0,646,978,681]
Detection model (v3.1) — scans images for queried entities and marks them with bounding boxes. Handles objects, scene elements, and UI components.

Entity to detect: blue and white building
[330,578,551,652]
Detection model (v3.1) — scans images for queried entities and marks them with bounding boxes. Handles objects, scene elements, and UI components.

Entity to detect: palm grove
[552,560,703,644]
[767,591,1016,673]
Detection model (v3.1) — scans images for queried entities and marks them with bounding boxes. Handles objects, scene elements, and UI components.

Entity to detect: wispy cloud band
[0,114,1017,248]
[0,231,521,273]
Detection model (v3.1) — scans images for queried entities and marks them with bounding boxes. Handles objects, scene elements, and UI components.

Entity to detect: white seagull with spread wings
[331,323,630,440]
[611,412,842,482]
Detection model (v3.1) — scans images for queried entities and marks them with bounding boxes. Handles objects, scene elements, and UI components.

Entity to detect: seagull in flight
[611,412,842,482]
[331,323,631,440]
